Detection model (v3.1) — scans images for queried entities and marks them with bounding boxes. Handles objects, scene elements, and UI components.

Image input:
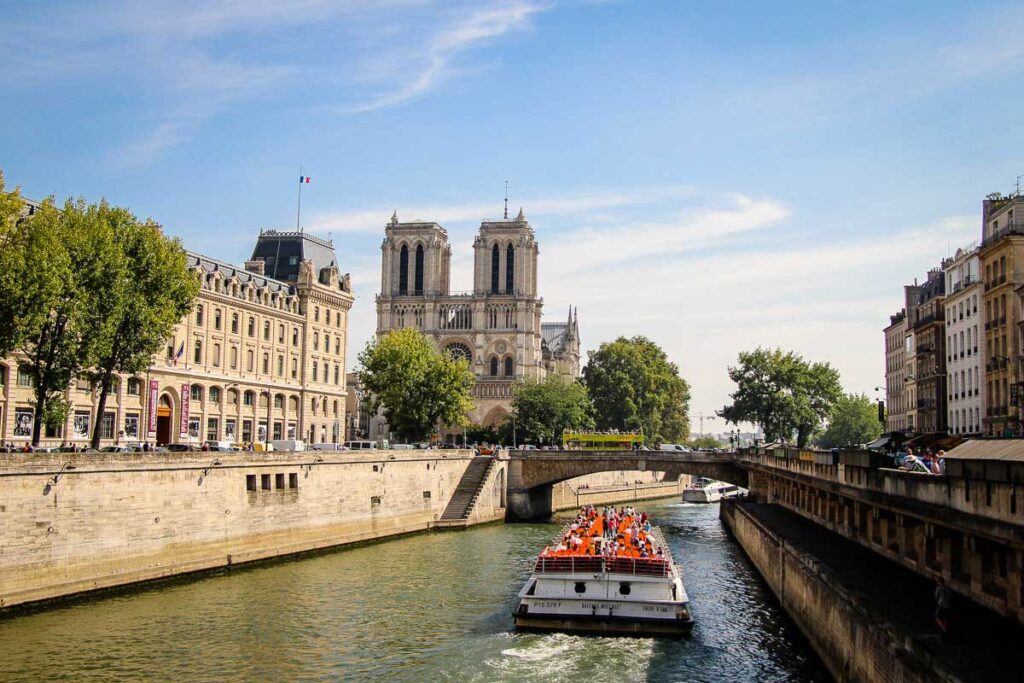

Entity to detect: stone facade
[373,209,580,440]
[0,230,354,448]
[911,268,947,433]
[943,245,984,436]
[980,194,1024,436]
[884,310,908,432]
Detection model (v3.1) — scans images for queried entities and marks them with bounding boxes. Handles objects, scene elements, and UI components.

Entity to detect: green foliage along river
[0,501,827,682]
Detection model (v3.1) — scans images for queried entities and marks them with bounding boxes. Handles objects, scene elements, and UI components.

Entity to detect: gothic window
[445,343,472,365]
[504,356,514,377]
[490,357,499,376]
[415,244,424,294]
[506,244,514,294]
[491,244,500,294]
[399,245,409,294]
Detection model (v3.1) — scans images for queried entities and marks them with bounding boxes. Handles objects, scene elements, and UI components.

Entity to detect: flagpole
[296,166,302,232]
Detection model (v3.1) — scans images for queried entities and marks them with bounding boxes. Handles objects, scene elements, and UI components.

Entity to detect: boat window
[619,582,632,596]
[574,582,587,594]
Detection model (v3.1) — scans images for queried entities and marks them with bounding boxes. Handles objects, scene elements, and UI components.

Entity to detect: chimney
[245,259,266,276]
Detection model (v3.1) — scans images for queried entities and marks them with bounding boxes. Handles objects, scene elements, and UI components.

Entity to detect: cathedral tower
[472,208,538,297]
[380,212,451,296]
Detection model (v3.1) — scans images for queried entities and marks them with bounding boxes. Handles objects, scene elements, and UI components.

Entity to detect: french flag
[299,176,311,184]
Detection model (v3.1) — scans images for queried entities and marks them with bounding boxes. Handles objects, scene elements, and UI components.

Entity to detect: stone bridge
[505,450,747,520]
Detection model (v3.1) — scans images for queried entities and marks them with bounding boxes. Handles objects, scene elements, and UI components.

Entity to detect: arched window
[274,394,284,409]
[491,244,500,294]
[445,343,472,364]
[504,356,514,377]
[243,390,255,406]
[506,244,514,293]
[190,384,203,402]
[490,357,499,376]
[415,244,424,294]
[209,386,221,404]
[399,245,409,294]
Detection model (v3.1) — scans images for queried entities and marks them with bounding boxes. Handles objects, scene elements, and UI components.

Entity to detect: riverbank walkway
[740,502,1022,683]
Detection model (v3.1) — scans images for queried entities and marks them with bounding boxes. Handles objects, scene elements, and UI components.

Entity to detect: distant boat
[682,478,745,504]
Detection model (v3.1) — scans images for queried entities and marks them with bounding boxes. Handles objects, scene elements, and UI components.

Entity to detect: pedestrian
[935,577,951,634]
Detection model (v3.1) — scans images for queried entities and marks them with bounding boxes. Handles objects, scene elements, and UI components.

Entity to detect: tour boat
[513,509,694,637]
[682,477,745,504]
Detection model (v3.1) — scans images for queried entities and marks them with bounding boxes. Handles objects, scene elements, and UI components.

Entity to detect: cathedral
[374,207,580,438]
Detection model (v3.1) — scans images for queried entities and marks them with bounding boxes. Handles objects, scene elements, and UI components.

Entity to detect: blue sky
[3,0,1023,431]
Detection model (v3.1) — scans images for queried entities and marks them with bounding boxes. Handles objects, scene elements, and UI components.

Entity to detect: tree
[582,336,691,443]
[816,393,883,449]
[88,216,200,448]
[511,375,594,445]
[718,347,841,447]
[685,435,724,450]
[1,195,124,445]
[358,328,475,442]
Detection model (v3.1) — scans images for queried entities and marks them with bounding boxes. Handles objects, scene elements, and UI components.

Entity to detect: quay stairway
[434,456,496,529]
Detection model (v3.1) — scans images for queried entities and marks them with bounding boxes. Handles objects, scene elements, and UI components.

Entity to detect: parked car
[99,445,140,453]
[164,443,196,452]
[311,442,349,451]
[390,444,414,450]
[343,440,378,450]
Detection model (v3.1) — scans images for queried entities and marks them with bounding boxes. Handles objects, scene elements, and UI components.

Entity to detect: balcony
[472,380,516,400]
[982,221,1024,246]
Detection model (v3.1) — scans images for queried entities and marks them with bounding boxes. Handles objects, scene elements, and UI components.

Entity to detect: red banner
[180,383,190,437]
[148,380,159,435]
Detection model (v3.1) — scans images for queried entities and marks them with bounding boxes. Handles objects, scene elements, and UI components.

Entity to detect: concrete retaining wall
[0,450,493,610]
[721,502,958,683]
[551,470,686,511]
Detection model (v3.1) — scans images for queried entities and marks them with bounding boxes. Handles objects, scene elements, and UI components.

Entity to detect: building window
[191,384,203,402]
[274,394,283,409]
[228,389,238,405]
[504,357,514,377]
[246,474,257,492]
[231,313,239,334]
[313,361,318,379]
[248,317,255,337]
[15,366,33,387]
[263,320,270,340]
[490,357,499,376]
[324,334,330,353]
[244,391,254,406]
[247,349,254,372]
[334,365,340,384]
[277,355,284,376]
[415,244,424,294]
[194,340,203,365]
[491,244,500,294]
[230,346,238,369]
[243,420,253,442]
[214,308,222,330]
[127,378,141,395]
[506,244,514,293]
[399,245,409,294]
[275,473,285,489]
[261,474,271,491]
[289,473,298,489]
[313,332,319,351]
[315,306,320,322]
[292,328,299,346]
[323,363,328,383]
[278,324,285,343]
[291,358,298,379]
[335,338,340,354]
[210,386,221,403]
[196,305,204,325]
[262,353,269,374]
[100,412,115,440]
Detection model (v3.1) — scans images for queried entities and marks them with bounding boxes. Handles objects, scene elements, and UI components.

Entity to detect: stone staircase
[434,456,495,529]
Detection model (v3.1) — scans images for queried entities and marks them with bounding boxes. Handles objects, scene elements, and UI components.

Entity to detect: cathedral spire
[504,180,509,219]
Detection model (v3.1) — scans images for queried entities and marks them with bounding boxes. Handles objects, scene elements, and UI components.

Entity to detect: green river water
[0,500,828,682]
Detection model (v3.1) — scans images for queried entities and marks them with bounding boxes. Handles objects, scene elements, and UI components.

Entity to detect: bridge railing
[533,555,670,577]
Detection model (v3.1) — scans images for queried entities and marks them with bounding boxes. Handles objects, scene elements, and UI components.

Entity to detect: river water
[1,500,828,682]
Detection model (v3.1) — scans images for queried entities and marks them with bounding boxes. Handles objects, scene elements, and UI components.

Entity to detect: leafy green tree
[718,347,841,447]
[88,216,200,448]
[685,435,724,450]
[582,336,691,443]
[4,196,125,445]
[816,393,883,449]
[358,328,475,442]
[511,375,594,445]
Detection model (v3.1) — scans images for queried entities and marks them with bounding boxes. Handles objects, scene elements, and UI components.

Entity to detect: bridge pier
[506,485,553,521]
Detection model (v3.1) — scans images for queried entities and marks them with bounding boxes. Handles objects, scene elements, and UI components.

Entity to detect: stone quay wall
[0,450,494,611]
[720,501,957,683]
[551,470,687,512]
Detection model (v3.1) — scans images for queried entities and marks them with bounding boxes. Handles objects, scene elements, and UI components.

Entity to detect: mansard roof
[541,322,569,352]
[186,252,293,294]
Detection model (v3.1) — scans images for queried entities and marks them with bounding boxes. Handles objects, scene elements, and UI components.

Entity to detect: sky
[3,0,1024,434]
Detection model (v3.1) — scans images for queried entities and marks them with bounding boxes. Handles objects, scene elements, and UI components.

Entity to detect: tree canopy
[86,214,200,447]
[511,375,594,445]
[816,393,883,449]
[718,347,842,447]
[582,336,691,443]
[358,328,475,442]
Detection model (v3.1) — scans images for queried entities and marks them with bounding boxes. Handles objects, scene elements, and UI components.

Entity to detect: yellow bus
[561,430,643,450]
